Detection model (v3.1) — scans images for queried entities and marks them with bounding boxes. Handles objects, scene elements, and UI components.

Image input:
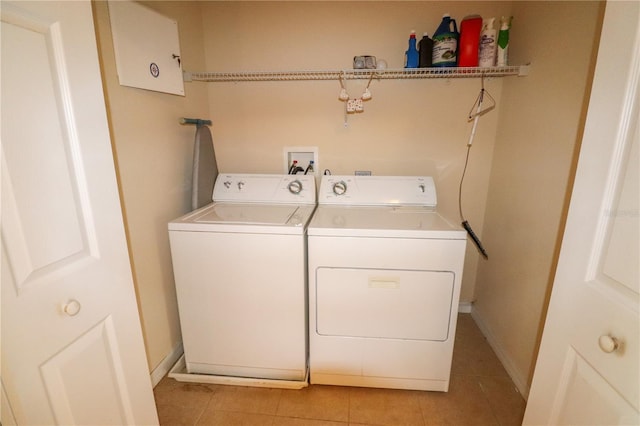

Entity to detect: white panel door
[1,1,158,424]
[524,2,639,424]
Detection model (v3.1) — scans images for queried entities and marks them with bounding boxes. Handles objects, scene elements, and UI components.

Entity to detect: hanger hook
[339,71,346,89]
[468,74,496,121]
[366,71,375,88]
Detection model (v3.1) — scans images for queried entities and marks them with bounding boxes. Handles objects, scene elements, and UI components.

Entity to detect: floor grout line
[156,314,525,426]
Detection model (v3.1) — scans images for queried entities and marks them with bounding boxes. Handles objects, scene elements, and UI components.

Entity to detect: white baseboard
[150,342,184,388]
[470,308,530,400]
[458,301,473,313]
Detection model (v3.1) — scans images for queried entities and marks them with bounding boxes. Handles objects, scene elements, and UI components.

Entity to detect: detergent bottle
[478,18,497,67]
[418,33,433,67]
[432,14,459,67]
[457,15,483,67]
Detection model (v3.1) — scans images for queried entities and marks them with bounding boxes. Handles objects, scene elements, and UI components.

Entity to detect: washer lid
[197,203,301,224]
[308,205,466,239]
[169,203,316,234]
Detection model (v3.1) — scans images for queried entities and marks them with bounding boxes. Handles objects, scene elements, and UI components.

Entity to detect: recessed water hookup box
[284,147,318,177]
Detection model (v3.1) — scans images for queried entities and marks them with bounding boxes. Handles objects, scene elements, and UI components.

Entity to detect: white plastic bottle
[478,18,497,67]
[497,16,512,66]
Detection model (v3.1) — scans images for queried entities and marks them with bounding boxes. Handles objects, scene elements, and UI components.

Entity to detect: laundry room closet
[92,0,603,399]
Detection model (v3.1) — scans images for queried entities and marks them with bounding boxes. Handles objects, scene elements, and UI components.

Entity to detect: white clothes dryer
[169,174,316,386]
[308,175,466,391]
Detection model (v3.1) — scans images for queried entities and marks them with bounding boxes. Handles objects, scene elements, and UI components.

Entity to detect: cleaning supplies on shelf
[432,14,459,67]
[497,16,512,66]
[405,30,419,68]
[478,18,497,67]
[458,15,482,67]
[418,32,433,68]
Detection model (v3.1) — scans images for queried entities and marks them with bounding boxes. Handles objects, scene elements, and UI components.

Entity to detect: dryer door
[315,267,455,341]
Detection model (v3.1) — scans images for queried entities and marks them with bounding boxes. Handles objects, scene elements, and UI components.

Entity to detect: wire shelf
[184,65,529,82]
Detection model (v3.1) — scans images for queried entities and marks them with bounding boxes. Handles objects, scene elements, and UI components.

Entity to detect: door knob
[598,335,620,353]
[63,299,82,316]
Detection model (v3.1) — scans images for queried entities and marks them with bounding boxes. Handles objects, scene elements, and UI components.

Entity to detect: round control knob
[332,181,347,195]
[598,335,620,353]
[288,180,303,194]
[63,299,82,317]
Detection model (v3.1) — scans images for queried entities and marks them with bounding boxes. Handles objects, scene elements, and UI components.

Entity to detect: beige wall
[93,0,603,397]
[93,0,210,371]
[472,1,603,396]
[200,1,515,303]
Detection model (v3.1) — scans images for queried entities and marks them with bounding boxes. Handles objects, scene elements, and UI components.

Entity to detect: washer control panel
[318,175,436,206]
[213,174,316,204]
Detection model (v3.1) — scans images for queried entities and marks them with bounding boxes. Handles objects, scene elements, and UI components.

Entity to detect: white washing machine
[168,174,316,386]
[308,175,467,392]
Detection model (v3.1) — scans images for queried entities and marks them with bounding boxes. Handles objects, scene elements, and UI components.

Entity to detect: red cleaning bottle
[458,15,483,67]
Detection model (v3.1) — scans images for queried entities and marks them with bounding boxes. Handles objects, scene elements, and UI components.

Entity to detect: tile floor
[154,314,526,426]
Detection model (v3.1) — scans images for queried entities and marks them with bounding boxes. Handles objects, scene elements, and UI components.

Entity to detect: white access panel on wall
[108,0,184,96]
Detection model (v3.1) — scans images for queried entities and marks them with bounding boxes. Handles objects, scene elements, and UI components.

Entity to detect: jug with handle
[432,14,459,67]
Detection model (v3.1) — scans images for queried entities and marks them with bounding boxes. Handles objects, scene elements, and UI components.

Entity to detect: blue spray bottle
[405,30,419,68]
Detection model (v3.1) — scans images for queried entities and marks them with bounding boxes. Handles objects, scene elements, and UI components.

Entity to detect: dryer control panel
[318,175,436,207]
[213,174,316,204]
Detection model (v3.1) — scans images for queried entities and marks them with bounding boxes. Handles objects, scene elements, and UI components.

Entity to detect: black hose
[458,145,489,259]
